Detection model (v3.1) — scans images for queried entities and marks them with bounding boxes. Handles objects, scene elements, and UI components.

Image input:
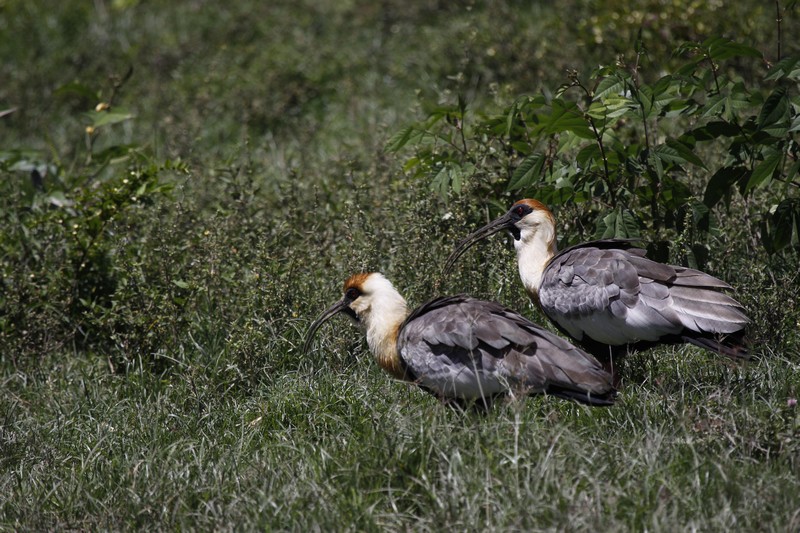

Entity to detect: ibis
[443,199,750,365]
[303,272,616,407]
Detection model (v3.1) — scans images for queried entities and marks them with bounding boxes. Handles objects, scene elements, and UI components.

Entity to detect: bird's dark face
[505,202,535,240]
[442,200,537,278]
[341,286,362,322]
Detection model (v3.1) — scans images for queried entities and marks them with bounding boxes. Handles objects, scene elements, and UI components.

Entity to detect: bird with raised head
[443,199,750,368]
[303,272,616,408]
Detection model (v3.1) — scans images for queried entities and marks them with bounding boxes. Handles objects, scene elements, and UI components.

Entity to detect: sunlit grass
[2,344,798,529]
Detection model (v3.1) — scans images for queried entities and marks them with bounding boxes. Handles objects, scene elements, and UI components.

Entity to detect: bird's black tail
[682,330,750,360]
[545,386,617,407]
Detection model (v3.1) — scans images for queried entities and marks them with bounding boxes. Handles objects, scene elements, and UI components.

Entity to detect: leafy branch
[389,36,800,258]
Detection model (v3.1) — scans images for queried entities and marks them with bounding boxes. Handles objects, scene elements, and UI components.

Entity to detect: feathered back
[540,240,750,358]
[399,295,615,405]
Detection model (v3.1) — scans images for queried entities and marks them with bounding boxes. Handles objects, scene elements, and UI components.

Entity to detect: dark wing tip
[682,331,751,360]
[545,385,618,406]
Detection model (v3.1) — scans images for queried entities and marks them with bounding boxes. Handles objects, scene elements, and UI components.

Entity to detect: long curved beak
[302,297,350,354]
[442,211,515,278]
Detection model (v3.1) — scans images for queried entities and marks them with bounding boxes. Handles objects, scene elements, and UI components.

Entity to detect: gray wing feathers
[414,305,480,349]
[525,331,613,393]
[672,267,732,289]
[399,297,613,398]
[543,251,642,319]
[541,245,749,344]
[669,285,748,333]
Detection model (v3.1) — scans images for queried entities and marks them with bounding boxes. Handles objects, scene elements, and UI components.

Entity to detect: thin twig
[570,73,614,202]
[776,0,783,62]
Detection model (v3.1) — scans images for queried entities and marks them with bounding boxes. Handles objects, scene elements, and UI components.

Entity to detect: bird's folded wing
[399,296,613,397]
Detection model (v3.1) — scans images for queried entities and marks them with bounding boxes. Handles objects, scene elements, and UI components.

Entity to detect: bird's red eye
[516,206,524,215]
[345,287,361,300]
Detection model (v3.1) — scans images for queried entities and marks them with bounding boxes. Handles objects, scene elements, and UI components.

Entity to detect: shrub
[388,37,800,265]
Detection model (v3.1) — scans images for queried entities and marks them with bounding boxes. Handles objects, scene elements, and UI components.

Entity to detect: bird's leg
[437,395,497,414]
[601,346,623,389]
[472,396,493,414]
[438,396,469,412]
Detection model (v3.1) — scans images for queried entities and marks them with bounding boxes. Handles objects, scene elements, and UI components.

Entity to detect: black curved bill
[302,297,350,354]
[442,211,515,278]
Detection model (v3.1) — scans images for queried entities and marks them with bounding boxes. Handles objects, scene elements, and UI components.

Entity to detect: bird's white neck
[352,277,410,380]
[514,223,557,303]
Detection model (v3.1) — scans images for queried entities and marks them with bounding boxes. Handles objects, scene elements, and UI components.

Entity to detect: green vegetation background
[1,1,798,530]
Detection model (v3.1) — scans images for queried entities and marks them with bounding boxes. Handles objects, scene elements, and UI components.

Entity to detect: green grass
[3,349,799,530]
[2,0,800,530]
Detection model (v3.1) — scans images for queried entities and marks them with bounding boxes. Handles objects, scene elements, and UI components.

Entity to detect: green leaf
[653,139,705,168]
[172,280,190,289]
[428,161,473,198]
[785,159,800,182]
[658,175,692,209]
[762,199,800,253]
[450,165,463,194]
[86,108,135,128]
[54,81,99,101]
[587,95,633,121]
[661,98,698,117]
[683,120,740,142]
[429,165,450,198]
[673,41,704,59]
[402,156,420,173]
[504,95,545,137]
[649,76,679,113]
[92,144,137,164]
[545,100,594,139]
[505,101,519,137]
[46,191,74,208]
[594,76,627,101]
[690,200,713,233]
[510,141,532,155]
[705,37,762,61]
[746,151,782,192]
[725,83,751,112]
[385,125,416,152]
[757,87,789,130]
[701,94,727,118]
[703,165,749,208]
[634,83,655,118]
[576,144,602,169]
[538,185,576,206]
[507,154,545,191]
[760,122,790,138]
[686,243,710,270]
[594,208,640,239]
[675,61,700,77]
[765,56,800,81]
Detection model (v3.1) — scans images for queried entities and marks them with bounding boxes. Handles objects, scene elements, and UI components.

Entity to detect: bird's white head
[503,200,558,299]
[303,272,409,380]
[442,199,557,302]
[443,198,558,275]
[341,272,408,332]
[506,199,555,242]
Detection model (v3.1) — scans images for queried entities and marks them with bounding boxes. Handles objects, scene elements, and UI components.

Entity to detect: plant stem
[573,77,614,202]
[586,115,614,202]
[776,0,783,62]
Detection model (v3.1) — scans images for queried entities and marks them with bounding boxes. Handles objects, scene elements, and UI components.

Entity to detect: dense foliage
[390,38,800,265]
